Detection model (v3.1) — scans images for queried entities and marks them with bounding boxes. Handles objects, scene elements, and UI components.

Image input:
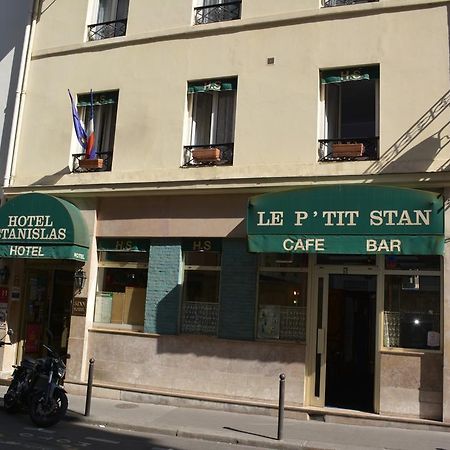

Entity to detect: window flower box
[332,143,364,157]
[79,158,104,169]
[191,147,221,162]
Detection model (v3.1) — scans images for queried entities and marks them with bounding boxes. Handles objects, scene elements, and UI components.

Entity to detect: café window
[257,253,308,341]
[94,241,149,330]
[181,242,221,336]
[383,256,441,350]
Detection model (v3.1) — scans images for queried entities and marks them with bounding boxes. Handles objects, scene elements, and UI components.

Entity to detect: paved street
[0,412,259,450]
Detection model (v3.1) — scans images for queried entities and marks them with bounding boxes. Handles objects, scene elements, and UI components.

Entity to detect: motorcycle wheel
[29,390,68,427]
[3,381,20,413]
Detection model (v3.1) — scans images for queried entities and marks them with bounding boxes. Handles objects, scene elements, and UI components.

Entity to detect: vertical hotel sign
[0,193,90,261]
[247,186,444,255]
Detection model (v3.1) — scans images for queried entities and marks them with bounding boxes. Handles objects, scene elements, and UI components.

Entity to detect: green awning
[77,91,118,107]
[0,193,90,261]
[321,66,379,84]
[247,185,444,255]
[188,79,237,94]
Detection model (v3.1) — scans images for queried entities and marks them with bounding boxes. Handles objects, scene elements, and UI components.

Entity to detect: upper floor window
[72,91,118,173]
[88,0,129,41]
[323,0,379,7]
[194,1,242,25]
[183,78,237,167]
[319,66,379,162]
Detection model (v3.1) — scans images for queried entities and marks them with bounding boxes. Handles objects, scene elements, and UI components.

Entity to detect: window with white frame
[88,0,129,40]
[184,78,237,166]
[73,91,118,172]
[257,253,308,341]
[194,0,242,25]
[181,242,221,336]
[319,66,379,161]
[94,241,149,330]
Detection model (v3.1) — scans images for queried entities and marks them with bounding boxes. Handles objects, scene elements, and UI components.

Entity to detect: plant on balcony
[332,143,364,157]
[191,147,221,162]
[78,158,104,169]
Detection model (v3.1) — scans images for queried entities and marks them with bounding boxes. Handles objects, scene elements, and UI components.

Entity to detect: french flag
[68,89,96,159]
[68,89,86,149]
[85,90,96,159]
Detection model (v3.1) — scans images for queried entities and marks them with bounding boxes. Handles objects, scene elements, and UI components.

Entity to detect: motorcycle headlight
[57,366,66,378]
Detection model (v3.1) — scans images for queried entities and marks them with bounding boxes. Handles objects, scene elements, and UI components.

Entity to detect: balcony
[318,137,379,161]
[194,1,241,25]
[183,144,234,167]
[323,0,378,6]
[72,152,113,173]
[88,19,127,41]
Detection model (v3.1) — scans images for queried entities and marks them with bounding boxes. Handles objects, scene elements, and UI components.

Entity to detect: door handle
[317,328,325,354]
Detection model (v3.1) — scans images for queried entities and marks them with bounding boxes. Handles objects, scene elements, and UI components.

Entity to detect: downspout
[2,0,39,201]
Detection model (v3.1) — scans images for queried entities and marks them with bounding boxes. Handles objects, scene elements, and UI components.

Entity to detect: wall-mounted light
[74,269,87,293]
[0,266,9,285]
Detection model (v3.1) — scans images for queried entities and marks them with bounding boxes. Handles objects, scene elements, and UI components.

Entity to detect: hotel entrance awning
[0,193,90,262]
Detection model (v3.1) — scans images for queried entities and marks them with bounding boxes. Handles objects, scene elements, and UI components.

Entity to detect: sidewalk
[2,386,450,450]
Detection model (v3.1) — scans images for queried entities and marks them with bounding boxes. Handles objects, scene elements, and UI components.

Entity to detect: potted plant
[191,147,221,162]
[79,158,104,169]
[332,143,364,157]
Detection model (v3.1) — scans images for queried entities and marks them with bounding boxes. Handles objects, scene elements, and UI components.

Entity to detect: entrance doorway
[21,268,74,358]
[325,274,376,412]
[311,271,377,413]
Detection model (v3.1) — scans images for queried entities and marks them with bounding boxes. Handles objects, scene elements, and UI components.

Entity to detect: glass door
[310,268,377,412]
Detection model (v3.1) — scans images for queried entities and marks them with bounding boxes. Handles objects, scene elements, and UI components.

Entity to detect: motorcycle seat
[22,357,37,370]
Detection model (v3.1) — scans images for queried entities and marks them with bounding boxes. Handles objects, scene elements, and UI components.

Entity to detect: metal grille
[279,307,306,341]
[323,0,379,6]
[182,143,234,167]
[181,301,219,335]
[88,19,127,40]
[318,137,379,161]
[72,151,113,173]
[194,1,241,25]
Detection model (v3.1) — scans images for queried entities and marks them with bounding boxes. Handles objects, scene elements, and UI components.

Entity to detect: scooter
[3,330,70,427]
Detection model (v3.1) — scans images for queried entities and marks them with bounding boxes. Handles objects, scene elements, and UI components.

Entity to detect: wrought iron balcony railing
[194,1,241,25]
[318,137,379,161]
[323,0,378,6]
[72,152,113,173]
[88,19,127,41]
[182,143,234,167]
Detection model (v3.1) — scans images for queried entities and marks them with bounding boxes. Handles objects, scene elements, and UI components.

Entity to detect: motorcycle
[3,331,70,427]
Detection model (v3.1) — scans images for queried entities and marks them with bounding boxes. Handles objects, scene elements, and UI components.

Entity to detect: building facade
[0,0,449,424]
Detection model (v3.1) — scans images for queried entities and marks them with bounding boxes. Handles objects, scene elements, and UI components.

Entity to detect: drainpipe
[2,0,39,201]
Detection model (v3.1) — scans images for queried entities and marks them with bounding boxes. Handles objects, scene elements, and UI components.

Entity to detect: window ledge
[380,348,441,356]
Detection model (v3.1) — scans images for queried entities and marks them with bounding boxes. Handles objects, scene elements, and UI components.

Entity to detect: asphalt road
[0,410,263,450]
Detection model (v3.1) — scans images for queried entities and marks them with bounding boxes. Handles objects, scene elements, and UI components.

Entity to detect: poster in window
[257,305,280,339]
[25,323,42,353]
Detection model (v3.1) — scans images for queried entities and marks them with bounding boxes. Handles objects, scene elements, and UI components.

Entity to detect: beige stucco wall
[379,352,443,420]
[84,330,306,406]
[12,2,450,190]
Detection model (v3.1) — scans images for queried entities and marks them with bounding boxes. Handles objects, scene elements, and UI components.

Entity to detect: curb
[66,412,331,450]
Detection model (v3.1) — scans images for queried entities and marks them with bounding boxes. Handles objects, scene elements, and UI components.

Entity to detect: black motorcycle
[4,333,69,427]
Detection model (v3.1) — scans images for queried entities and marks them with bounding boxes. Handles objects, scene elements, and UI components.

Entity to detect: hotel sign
[247,186,444,255]
[0,194,90,261]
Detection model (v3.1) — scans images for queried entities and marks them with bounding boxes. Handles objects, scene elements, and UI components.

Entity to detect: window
[72,91,118,172]
[383,256,441,350]
[88,0,129,40]
[183,78,237,167]
[257,254,308,341]
[181,250,221,336]
[194,1,241,25]
[323,0,379,7]
[319,66,379,161]
[94,247,148,330]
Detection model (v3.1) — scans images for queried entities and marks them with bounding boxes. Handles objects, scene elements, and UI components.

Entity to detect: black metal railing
[72,152,113,173]
[318,137,379,161]
[88,19,127,41]
[183,143,234,167]
[323,0,378,6]
[194,1,241,25]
